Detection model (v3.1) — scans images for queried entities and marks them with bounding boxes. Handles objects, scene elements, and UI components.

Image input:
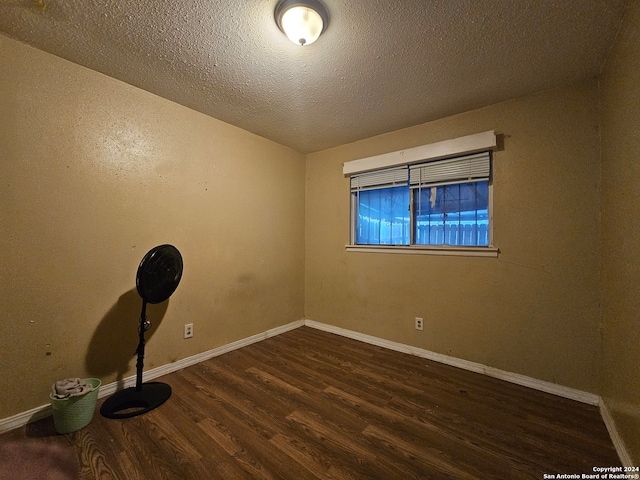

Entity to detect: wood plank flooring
[1,326,620,479]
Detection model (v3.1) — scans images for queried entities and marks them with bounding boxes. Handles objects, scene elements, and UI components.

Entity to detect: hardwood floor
[1,327,620,479]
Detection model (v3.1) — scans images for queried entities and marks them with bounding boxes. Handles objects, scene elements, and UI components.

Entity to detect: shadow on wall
[85,289,168,389]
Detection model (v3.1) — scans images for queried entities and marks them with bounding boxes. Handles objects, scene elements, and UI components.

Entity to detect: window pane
[355,186,409,245]
[414,181,489,246]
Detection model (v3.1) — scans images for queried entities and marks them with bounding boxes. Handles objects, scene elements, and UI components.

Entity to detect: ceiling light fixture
[275,0,328,46]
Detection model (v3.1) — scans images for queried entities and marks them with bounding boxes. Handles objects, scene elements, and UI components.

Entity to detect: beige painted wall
[306,79,602,394]
[0,35,305,419]
[600,0,640,464]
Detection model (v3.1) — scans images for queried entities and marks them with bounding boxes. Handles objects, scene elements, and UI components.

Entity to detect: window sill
[345,244,499,257]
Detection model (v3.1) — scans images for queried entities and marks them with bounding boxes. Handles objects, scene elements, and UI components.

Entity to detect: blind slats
[409,152,490,188]
[350,167,408,191]
[350,151,491,192]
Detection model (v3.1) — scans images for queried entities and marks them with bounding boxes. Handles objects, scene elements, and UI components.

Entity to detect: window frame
[345,132,499,257]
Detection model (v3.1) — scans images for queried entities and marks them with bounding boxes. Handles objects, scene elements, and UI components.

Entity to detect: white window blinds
[350,167,408,192]
[409,152,491,188]
[350,152,491,191]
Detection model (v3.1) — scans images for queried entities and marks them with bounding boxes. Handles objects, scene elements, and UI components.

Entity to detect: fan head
[136,244,183,304]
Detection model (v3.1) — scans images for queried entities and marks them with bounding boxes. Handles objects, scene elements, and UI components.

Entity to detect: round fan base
[100,382,172,419]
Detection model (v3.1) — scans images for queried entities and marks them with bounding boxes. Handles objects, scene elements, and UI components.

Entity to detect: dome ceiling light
[275,0,329,46]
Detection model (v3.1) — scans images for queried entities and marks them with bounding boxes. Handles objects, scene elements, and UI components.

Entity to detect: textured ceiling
[0,0,629,153]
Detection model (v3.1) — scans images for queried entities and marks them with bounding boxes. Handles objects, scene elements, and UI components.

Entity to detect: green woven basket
[49,378,101,434]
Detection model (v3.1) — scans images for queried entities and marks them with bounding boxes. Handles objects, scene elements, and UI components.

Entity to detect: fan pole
[100,298,172,419]
[135,299,148,392]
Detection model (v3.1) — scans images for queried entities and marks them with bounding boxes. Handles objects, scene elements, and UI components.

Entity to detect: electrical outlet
[184,323,194,339]
[415,317,424,331]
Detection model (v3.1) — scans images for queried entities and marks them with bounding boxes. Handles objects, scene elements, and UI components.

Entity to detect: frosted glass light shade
[281,6,323,45]
[275,0,328,46]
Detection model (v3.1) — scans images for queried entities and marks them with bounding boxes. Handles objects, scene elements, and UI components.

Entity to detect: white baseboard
[599,399,633,467]
[304,319,600,405]
[0,319,304,435]
[0,404,54,434]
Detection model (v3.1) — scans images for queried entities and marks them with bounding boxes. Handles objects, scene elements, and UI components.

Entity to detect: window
[349,151,493,252]
[351,167,410,245]
[413,181,489,246]
[354,186,410,245]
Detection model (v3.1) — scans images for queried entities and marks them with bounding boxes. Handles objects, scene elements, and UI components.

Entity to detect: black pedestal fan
[100,244,183,419]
